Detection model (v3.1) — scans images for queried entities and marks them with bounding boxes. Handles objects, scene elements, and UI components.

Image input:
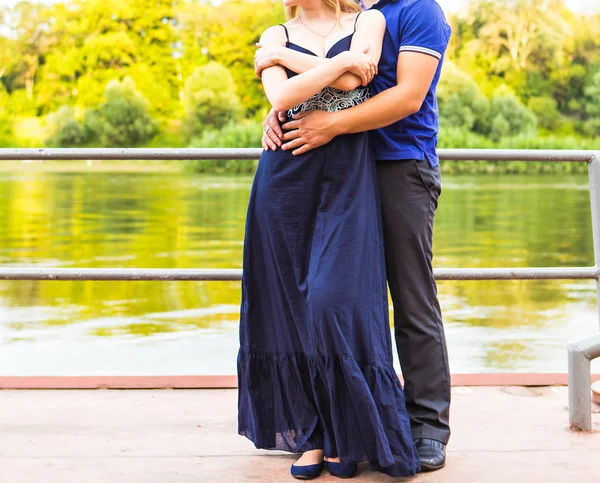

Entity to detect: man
[259,0,452,472]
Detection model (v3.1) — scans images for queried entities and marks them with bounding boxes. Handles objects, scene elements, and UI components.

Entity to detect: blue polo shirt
[367,0,451,167]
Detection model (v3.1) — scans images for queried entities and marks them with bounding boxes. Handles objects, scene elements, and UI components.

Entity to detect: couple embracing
[237,0,452,478]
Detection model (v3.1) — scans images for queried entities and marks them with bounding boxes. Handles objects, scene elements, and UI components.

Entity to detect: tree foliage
[46,106,87,147]
[46,77,158,147]
[184,62,242,134]
[0,0,598,154]
[85,77,158,147]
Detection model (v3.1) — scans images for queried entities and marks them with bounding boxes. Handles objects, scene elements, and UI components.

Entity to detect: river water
[0,170,598,375]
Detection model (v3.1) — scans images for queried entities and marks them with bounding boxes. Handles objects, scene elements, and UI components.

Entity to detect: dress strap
[353,12,363,32]
[279,24,290,43]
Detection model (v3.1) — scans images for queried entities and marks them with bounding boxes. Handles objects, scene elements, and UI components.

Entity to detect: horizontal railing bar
[0,148,263,161]
[0,268,243,281]
[0,148,596,162]
[438,149,596,162]
[434,267,598,280]
[0,267,595,281]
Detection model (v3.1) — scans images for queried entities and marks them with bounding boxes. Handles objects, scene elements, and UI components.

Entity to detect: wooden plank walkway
[1,387,599,482]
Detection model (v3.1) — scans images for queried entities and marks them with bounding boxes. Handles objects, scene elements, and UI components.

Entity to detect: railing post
[568,341,592,431]
[588,152,600,327]
[568,334,600,431]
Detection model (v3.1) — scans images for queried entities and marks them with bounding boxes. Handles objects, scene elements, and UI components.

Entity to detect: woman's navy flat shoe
[290,462,323,480]
[325,461,358,478]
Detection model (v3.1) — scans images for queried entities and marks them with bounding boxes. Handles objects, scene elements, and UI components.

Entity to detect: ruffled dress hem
[237,349,420,478]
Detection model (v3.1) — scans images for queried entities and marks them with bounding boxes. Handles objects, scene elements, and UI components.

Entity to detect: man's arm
[336,51,438,133]
[281,51,439,154]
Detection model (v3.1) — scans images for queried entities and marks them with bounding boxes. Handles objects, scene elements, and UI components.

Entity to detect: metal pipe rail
[1,147,600,431]
[0,267,596,281]
[0,147,596,162]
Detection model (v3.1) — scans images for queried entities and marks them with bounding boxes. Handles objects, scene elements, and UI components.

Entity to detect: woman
[237,0,420,479]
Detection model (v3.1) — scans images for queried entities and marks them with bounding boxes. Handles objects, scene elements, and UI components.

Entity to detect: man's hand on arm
[281,51,440,155]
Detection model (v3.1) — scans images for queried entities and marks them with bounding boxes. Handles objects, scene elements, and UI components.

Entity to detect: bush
[438,62,490,133]
[46,106,87,147]
[488,87,537,141]
[187,120,262,173]
[438,67,538,141]
[183,62,241,136]
[438,127,496,149]
[528,96,560,131]
[85,77,158,147]
[490,114,511,140]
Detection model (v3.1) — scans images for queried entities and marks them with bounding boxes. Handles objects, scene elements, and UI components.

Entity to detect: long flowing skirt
[237,132,420,477]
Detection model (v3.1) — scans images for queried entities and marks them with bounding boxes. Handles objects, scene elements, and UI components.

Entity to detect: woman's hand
[255,44,285,78]
[262,108,287,151]
[336,50,378,86]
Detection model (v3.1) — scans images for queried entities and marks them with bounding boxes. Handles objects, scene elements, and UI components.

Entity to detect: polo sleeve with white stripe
[398,0,451,61]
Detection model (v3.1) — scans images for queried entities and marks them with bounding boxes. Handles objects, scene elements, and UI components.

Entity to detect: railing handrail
[0,267,595,281]
[0,148,597,162]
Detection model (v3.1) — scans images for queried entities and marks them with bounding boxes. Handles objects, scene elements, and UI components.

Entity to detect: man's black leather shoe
[414,438,446,472]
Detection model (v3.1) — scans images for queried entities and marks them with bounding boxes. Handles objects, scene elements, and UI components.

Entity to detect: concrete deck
[1,387,600,482]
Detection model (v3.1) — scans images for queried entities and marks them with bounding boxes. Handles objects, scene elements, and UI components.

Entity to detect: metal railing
[2,148,600,430]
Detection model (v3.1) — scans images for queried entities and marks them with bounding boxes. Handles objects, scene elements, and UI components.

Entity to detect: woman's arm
[256,12,386,91]
[259,26,372,112]
[257,47,368,90]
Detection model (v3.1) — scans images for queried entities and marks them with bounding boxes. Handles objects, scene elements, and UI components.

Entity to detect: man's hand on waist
[281,111,342,156]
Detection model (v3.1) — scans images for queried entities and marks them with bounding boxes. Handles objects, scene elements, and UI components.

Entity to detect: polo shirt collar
[369,0,396,10]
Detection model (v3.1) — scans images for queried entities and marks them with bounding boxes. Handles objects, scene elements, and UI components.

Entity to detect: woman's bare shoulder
[260,25,288,45]
[356,9,386,28]
[280,17,303,37]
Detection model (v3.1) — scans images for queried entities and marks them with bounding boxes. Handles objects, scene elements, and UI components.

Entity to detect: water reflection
[0,171,598,375]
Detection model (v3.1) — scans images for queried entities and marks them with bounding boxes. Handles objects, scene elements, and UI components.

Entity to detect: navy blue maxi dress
[238,27,420,478]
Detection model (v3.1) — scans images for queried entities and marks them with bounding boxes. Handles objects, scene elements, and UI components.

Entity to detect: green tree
[183,62,241,135]
[36,0,178,115]
[438,62,490,133]
[448,0,585,117]
[2,1,61,102]
[527,96,560,130]
[46,106,87,147]
[488,87,537,140]
[0,33,16,82]
[85,77,158,147]
[178,0,284,115]
[584,71,600,136]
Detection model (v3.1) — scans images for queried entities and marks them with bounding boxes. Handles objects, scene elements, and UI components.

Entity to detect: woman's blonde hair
[286,0,361,22]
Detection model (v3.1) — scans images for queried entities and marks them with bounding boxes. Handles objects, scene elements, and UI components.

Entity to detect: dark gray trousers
[376,158,451,445]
